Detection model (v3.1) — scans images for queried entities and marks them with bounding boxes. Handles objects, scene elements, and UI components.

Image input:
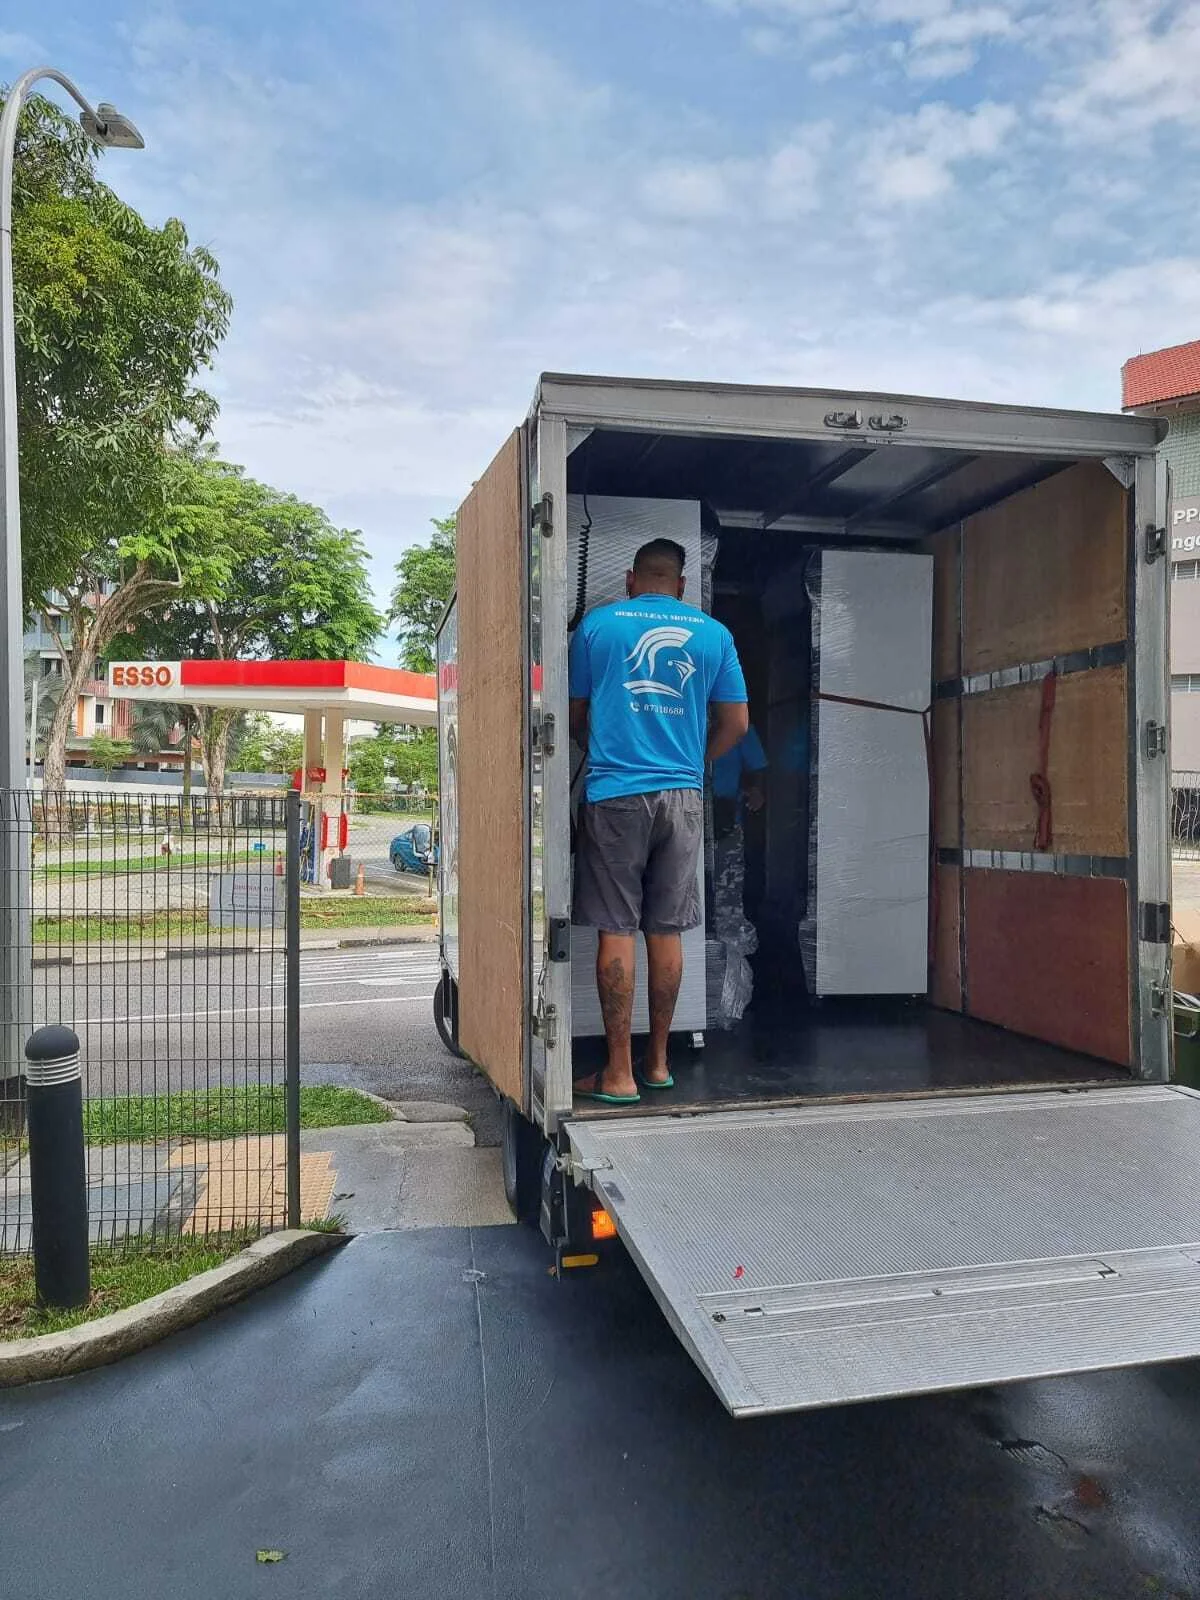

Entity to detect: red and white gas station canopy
[107,660,437,727]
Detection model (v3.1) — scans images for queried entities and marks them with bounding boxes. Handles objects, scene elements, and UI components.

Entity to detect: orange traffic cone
[354,862,366,897]
[274,851,284,877]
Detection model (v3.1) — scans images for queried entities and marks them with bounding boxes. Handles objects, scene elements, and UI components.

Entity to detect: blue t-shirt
[711,724,768,800]
[569,595,747,802]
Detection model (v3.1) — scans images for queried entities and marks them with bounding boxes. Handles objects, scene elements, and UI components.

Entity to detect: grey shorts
[573,789,703,936]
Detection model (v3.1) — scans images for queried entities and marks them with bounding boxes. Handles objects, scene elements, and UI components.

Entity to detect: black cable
[567,489,591,633]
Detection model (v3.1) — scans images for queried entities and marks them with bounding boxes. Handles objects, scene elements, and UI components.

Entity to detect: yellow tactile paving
[168,1137,336,1233]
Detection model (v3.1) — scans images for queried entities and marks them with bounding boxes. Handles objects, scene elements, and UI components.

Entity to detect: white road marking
[79,995,428,1027]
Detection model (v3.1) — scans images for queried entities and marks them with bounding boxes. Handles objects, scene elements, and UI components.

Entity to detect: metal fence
[1,789,300,1253]
[1174,774,1200,860]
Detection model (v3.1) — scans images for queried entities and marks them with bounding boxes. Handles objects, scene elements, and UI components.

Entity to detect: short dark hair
[632,538,686,576]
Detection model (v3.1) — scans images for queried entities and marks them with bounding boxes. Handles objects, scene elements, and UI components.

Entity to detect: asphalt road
[3,1226,1198,1600]
[32,945,501,1146]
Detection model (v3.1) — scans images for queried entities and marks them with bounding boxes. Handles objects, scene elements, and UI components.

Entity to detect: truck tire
[433,972,467,1059]
[501,1100,544,1223]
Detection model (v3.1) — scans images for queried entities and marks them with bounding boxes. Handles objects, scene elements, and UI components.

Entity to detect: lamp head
[79,103,144,150]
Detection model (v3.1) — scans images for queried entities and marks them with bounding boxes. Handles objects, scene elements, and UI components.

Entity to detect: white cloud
[641,160,738,221]
[864,101,1017,203]
[0,30,42,61]
[1046,0,1200,136]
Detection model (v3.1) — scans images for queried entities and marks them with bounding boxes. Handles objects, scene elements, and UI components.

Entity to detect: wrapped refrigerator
[800,549,934,996]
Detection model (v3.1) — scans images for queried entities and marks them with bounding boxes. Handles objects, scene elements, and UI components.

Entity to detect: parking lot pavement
[1,1226,1198,1600]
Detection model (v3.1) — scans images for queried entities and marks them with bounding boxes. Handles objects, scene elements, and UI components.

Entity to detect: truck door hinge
[1146,523,1168,563]
[547,916,571,963]
[533,1001,559,1049]
[533,713,556,757]
[1144,720,1168,760]
[532,492,554,538]
[1140,902,1172,945]
[1151,981,1171,1020]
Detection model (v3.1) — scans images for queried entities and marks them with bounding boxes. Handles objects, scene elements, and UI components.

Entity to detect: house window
[1172,674,1200,693]
[1173,561,1200,581]
[94,703,105,726]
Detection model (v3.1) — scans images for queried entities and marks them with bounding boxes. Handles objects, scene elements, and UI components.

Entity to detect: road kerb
[0,1229,346,1388]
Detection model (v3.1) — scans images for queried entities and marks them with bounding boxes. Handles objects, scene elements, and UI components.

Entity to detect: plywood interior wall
[929,863,962,1013]
[964,872,1131,1066]
[961,461,1128,674]
[962,666,1129,856]
[923,458,1133,1067]
[922,526,963,1010]
[456,429,526,1103]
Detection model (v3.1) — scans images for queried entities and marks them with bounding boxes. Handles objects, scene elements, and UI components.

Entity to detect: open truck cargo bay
[437,374,1190,1416]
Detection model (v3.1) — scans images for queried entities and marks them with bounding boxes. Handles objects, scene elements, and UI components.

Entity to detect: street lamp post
[0,69,143,1086]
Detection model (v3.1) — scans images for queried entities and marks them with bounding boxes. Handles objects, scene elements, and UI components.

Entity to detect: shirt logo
[623,625,696,699]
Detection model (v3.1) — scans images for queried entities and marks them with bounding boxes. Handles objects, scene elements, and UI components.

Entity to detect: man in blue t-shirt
[568,537,748,1104]
[711,723,767,835]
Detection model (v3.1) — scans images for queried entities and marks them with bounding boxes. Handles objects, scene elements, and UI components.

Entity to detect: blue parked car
[390,822,437,875]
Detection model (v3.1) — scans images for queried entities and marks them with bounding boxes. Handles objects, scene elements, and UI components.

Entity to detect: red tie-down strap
[1029,671,1057,852]
[815,692,937,952]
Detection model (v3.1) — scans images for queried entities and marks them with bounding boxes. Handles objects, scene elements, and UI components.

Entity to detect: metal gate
[1,787,302,1251]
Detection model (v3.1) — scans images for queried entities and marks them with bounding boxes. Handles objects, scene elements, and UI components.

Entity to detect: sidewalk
[35,923,439,967]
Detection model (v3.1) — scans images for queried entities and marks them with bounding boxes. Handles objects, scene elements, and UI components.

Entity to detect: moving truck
[433,373,1200,1417]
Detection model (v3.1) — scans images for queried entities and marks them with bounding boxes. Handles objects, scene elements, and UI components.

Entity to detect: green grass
[81,1084,392,1146]
[35,848,261,881]
[33,896,436,944]
[0,1232,259,1340]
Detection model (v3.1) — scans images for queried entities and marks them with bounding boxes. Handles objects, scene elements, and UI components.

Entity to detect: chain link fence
[1,789,300,1254]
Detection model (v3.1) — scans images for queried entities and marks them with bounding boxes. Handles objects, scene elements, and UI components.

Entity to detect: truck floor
[571,1000,1127,1116]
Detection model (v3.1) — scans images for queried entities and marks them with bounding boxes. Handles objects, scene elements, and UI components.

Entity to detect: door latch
[533,1002,559,1049]
[1146,523,1168,563]
[532,493,554,538]
[824,410,863,431]
[1140,902,1171,945]
[1144,720,1167,759]
[533,713,556,758]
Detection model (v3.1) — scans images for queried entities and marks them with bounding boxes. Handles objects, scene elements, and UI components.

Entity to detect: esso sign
[109,662,181,691]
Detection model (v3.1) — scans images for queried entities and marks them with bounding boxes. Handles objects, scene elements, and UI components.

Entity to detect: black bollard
[25,1026,90,1309]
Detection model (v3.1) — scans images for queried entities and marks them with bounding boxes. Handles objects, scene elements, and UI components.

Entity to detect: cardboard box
[1173,907,1200,995]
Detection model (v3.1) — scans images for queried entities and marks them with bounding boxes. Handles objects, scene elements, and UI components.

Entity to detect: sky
[5,0,1200,658]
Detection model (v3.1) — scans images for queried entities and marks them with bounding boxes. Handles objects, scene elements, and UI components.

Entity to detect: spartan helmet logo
[623,626,697,699]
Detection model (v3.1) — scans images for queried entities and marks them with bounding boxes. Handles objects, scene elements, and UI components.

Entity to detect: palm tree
[130,701,195,794]
[23,652,67,768]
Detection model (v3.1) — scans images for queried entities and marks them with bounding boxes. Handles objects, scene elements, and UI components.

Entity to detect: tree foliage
[87,732,132,774]
[389,516,455,673]
[229,715,304,776]
[127,454,382,793]
[8,92,232,611]
[7,90,234,796]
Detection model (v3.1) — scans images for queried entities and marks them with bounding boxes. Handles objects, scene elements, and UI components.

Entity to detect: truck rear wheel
[433,972,466,1059]
[501,1100,545,1223]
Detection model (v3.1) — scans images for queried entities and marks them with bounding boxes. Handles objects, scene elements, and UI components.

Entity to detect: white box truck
[433,373,1200,1417]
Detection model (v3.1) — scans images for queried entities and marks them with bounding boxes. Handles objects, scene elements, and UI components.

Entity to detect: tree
[88,732,132,775]
[7,91,233,792]
[348,737,389,797]
[389,516,455,673]
[229,715,303,776]
[130,700,196,794]
[392,729,439,793]
[128,454,382,794]
[23,654,65,765]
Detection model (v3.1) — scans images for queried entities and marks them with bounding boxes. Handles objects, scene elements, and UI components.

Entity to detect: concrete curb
[0,1229,347,1388]
[34,926,439,967]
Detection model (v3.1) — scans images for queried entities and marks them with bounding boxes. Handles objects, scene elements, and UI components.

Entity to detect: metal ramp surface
[565,1087,1200,1416]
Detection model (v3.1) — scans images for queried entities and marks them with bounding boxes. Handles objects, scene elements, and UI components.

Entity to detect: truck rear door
[566,1086,1200,1415]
